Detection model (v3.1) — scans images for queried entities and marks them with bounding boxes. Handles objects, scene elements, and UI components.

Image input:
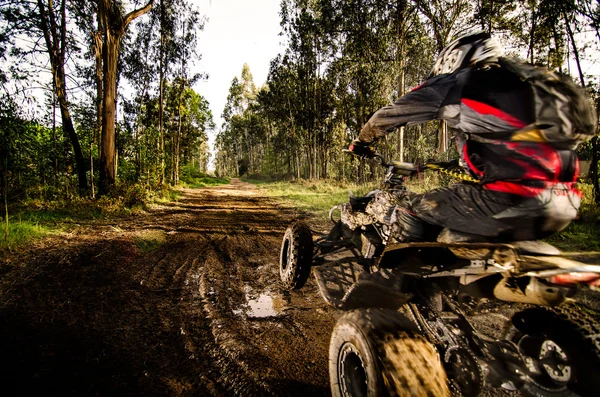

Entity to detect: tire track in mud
[0,179,334,396]
[196,232,335,396]
[131,180,338,396]
[179,180,336,395]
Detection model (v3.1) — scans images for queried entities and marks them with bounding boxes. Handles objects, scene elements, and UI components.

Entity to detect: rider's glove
[348,139,375,159]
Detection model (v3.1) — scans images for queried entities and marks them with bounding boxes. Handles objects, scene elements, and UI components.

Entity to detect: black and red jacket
[358,62,583,197]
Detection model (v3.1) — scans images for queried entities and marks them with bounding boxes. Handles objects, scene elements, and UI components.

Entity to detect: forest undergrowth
[0,173,229,252]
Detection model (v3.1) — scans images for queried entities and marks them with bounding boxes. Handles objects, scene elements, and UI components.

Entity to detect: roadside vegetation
[180,165,230,188]
[1,172,228,252]
[546,184,600,252]
[244,178,375,216]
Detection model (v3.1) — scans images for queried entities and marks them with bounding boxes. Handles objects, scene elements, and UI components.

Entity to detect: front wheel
[329,308,449,397]
[505,307,600,397]
[279,221,313,290]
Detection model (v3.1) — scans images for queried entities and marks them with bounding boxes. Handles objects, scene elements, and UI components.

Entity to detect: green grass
[545,184,600,252]
[245,179,377,216]
[180,165,230,188]
[0,219,52,251]
[134,230,167,253]
[180,175,230,188]
[546,221,600,251]
[545,199,600,251]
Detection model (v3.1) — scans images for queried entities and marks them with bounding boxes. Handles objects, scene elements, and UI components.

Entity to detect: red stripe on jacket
[462,98,527,129]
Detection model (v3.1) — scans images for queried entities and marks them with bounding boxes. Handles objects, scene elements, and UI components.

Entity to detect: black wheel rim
[339,342,368,397]
[281,237,290,273]
[518,335,572,391]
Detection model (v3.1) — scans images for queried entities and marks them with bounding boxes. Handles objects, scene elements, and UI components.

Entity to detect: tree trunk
[99,37,119,195]
[38,0,88,195]
[53,87,58,188]
[396,0,406,161]
[529,7,537,64]
[437,121,448,154]
[563,11,585,88]
[159,42,165,185]
[90,139,95,199]
[2,169,7,241]
[98,0,153,195]
[174,84,184,186]
[94,28,103,170]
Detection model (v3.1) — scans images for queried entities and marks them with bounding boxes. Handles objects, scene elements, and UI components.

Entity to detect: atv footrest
[313,262,362,308]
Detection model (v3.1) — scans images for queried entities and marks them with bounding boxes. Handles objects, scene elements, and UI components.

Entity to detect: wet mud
[0,179,336,396]
[0,179,594,396]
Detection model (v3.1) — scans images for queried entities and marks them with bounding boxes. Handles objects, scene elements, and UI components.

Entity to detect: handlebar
[343,149,459,177]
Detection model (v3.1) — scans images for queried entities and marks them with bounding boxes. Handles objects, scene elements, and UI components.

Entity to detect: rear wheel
[505,307,600,397]
[279,221,313,290]
[329,308,449,397]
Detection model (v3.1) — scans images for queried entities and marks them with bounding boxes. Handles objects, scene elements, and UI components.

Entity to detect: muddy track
[0,179,337,396]
[2,179,596,396]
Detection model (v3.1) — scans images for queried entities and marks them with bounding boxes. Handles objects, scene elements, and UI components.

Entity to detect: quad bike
[279,153,600,397]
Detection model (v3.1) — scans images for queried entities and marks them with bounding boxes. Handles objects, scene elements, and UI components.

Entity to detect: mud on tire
[329,308,449,397]
[505,306,600,397]
[279,221,313,290]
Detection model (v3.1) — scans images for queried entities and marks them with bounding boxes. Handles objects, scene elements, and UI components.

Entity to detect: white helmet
[430,32,502,77]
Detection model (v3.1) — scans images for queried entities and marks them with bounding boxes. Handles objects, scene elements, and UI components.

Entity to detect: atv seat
[437,228,560,256]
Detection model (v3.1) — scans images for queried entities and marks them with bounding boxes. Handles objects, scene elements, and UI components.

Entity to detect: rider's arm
[358,73,460,144]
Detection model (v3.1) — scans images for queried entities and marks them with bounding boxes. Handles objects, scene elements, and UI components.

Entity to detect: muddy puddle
[234,285,285,318]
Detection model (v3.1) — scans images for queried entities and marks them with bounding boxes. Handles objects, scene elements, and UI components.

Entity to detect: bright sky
[191,0,284,135]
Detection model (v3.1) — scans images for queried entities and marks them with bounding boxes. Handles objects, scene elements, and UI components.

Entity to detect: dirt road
[6,180,594,396]
[0,179,338,396]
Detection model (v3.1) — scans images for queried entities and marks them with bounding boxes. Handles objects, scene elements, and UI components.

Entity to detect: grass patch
[546,200,600,252]
[180,165,230,188]
[545,184,600,252]
[0,219,52,251]
[180,175,230,188]
[134,230,167,253]
[0,184,172,253]
[245,179,377,216]
[546,221,600,251]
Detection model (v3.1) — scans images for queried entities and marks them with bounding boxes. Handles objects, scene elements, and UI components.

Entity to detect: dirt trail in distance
[0,179,337,396]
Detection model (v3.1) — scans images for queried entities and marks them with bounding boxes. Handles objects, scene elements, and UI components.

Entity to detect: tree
[0,1,90,194]
[97,0,153,196]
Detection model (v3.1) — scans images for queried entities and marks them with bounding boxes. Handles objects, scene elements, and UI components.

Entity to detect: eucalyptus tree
[471,0,517,34]
[0,0,89,193]
[168,1,204,185]
[217,65,259,176]
[277,0,338,179]
[122,0,203,185]
[178,88,213,171]
[96,0,154,195]
[120,82,212,183]
[412,0,473,154]
[122,12,158,180]
[577,0,600,40]
[254,55,303,177]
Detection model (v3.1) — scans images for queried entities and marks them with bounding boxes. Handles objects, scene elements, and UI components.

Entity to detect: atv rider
[345,32,596,243]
